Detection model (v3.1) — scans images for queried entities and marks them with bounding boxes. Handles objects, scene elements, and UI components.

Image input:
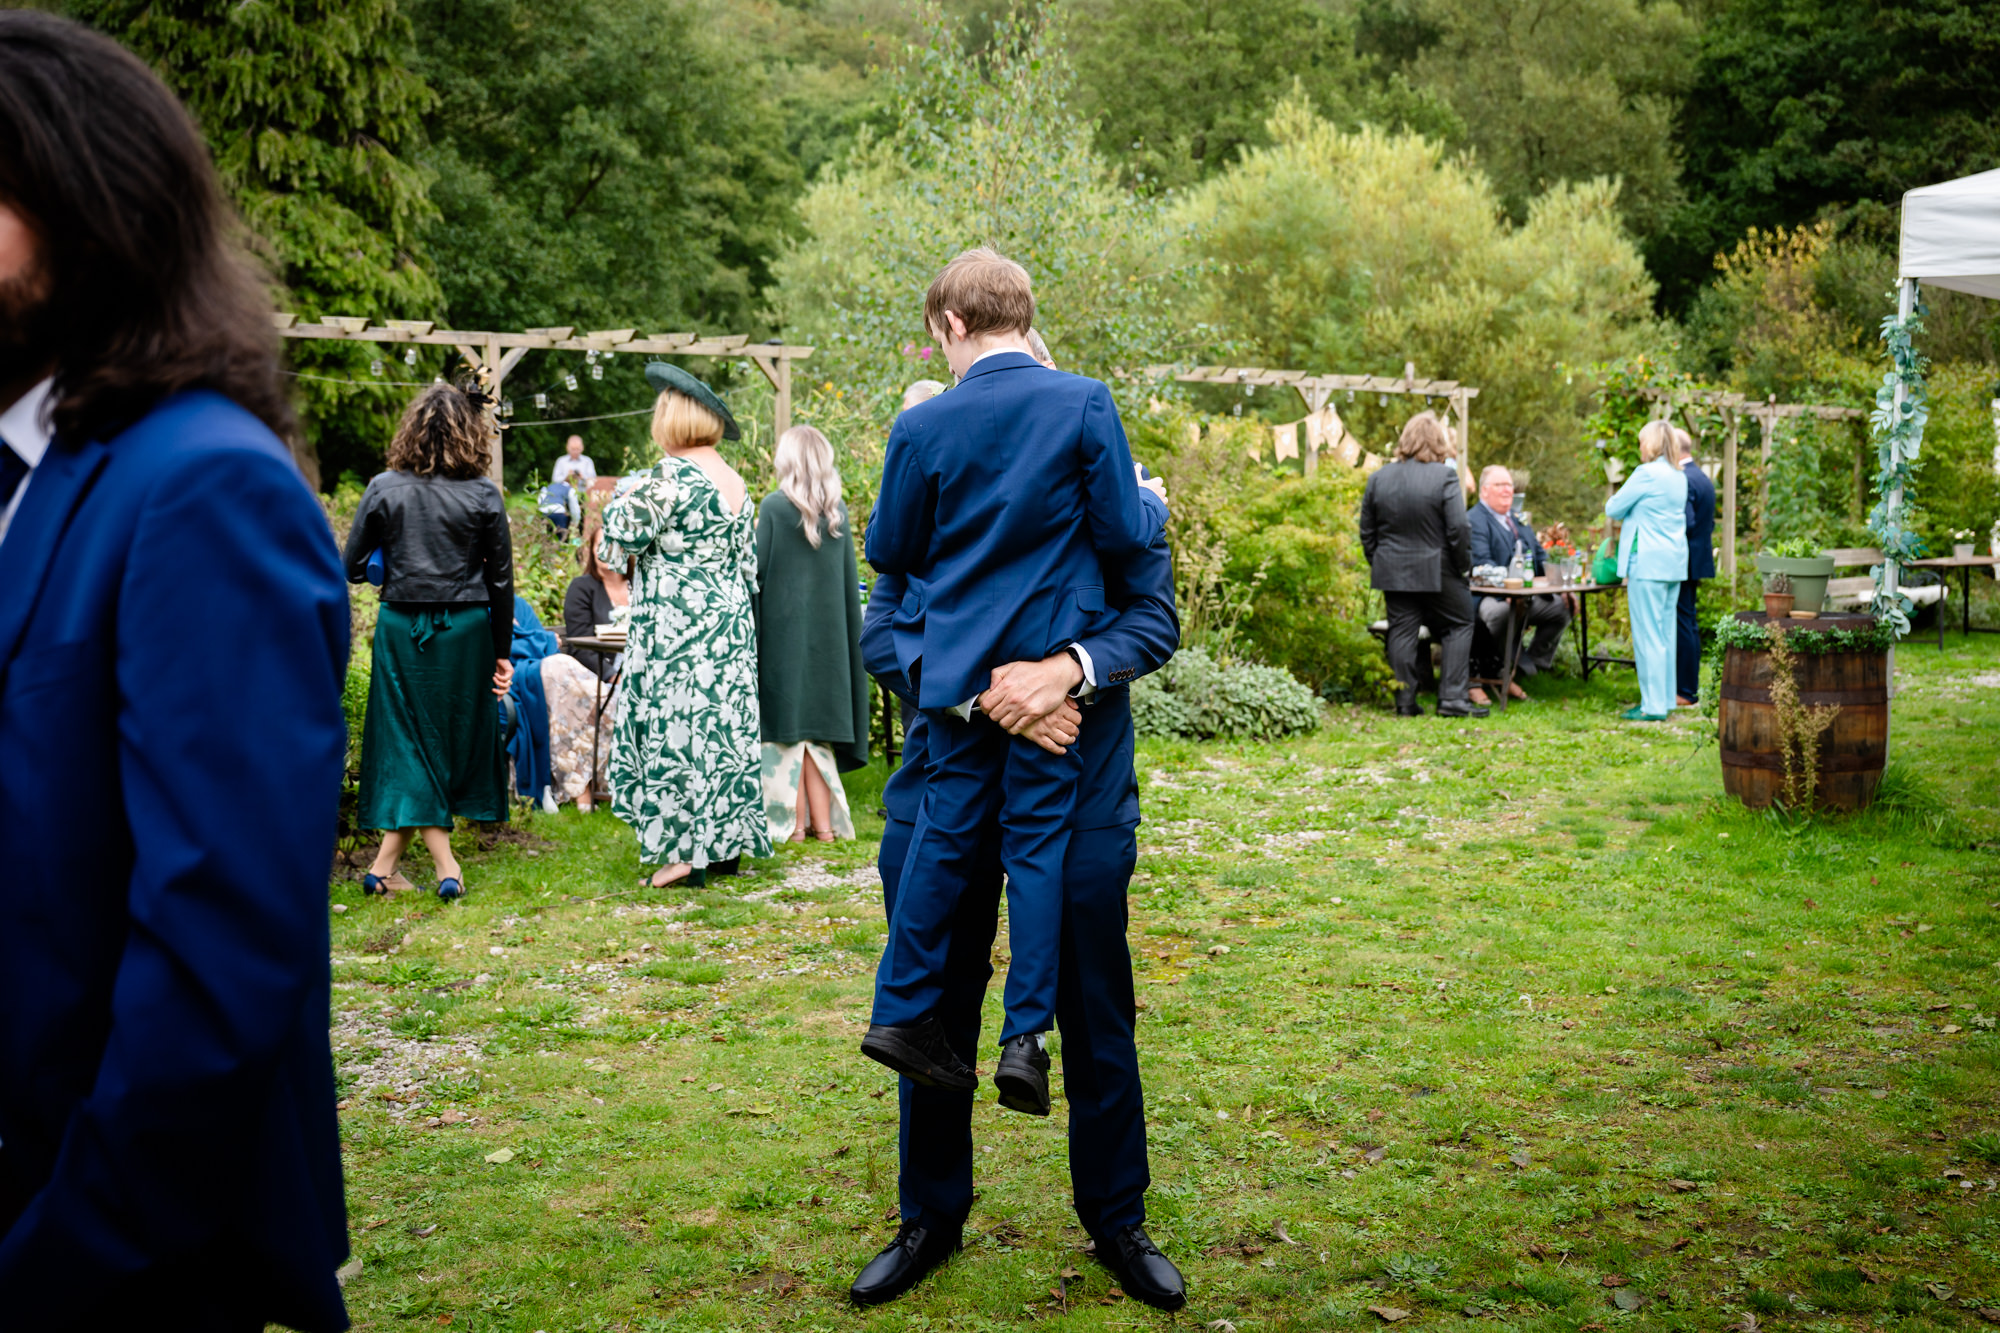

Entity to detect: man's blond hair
[924,247,1034,341]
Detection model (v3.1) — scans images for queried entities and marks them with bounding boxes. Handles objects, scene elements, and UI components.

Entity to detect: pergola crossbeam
[275,315,812,484]
[1147,362,1481,485]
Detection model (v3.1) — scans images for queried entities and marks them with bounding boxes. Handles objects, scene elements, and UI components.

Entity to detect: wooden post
[774,355,792,439]
[1723,406,1739,581]
[1297,384,1329,476]
[1456,389,1473,493]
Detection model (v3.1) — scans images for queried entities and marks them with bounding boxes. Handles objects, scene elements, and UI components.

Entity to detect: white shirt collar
[966,344,1031,372]
[0,376,55,467]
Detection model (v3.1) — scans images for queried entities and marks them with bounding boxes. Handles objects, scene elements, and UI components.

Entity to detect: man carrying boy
[862,249,1165,1116]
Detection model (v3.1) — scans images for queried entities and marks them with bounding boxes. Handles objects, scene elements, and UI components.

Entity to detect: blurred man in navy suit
[1467,466,1572,700]
[1674,428,1717,706]
[0,15,351,1329]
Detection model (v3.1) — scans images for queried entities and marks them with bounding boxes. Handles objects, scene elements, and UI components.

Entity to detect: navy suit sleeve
[865,416,930,574]
[862,572,915,702]
[0,446,351,1300]
[1076,535,1179,689]
[1080,382,1161,555]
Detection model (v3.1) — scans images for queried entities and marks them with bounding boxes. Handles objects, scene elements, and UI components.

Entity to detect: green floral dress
[598,457,772,867]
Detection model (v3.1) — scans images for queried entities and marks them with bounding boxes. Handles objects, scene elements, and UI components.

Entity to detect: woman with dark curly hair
[342,384,515,899]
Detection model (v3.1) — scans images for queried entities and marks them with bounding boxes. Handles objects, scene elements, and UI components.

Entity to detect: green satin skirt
[356,603,508,830]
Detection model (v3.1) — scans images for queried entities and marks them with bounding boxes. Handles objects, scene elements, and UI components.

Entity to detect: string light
[590,363,604,381]
[564,373,579,392]
[403,347,418,366]
[533,392,547,410]
[1346,390,1355,403]
[369,359,384,377]
[1378,394,1388,407]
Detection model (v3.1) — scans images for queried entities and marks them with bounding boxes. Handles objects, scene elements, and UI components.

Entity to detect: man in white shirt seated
[551,433,595,488]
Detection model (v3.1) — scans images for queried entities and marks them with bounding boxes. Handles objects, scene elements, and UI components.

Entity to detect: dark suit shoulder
[105,390,292,472]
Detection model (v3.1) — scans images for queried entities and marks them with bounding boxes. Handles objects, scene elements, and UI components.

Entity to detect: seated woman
[564,513,629,682]
[507,596,619,812]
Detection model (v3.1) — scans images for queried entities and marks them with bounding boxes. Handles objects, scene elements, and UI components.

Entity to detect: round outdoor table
[561,634,624,798]
[1906,554,2000,643]
[1470,579,1627,710]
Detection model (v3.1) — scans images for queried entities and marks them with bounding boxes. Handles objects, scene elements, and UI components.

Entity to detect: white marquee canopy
[1900,167,2000,298]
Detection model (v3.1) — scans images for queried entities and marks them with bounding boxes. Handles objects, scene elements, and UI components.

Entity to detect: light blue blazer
[1606,457,1690,582]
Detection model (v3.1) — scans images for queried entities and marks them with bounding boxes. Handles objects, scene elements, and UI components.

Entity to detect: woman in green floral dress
[598,364,773,887]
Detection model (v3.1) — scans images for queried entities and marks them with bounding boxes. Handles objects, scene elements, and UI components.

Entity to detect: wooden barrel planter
[1718,613,1889,812]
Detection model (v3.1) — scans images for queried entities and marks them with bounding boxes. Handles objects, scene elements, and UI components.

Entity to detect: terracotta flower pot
[1763,592,1795,618]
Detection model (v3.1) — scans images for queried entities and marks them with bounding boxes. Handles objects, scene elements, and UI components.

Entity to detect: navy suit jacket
[864,525,1177,832]
[0,392,352,1329]
[1682,460,1717,580]
[1468,501,1544,575]
[866,352,1164,707]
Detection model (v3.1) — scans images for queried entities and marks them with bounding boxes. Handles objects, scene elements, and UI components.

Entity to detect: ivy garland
[1713,614,1896,656]
[1867,297,1929,635]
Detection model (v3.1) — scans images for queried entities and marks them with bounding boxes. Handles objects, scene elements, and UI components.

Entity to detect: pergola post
[1723,408,1739,581]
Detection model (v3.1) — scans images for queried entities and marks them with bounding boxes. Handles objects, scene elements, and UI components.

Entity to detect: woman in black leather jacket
[341,384,515,900]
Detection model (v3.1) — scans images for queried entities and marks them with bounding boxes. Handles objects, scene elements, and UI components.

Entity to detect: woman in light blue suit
[1605,420,1689,720]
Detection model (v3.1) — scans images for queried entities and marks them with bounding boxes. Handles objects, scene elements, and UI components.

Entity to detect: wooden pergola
[1638,387,1866,579]
[1149,362,1481,487]
[275,316,814,484]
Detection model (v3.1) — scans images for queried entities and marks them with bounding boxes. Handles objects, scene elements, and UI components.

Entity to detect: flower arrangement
[1539,521,1576,559]
[1951,528,1975,542]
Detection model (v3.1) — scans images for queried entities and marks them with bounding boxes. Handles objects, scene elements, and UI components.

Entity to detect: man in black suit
[1359,412,1486,718]
[1674,428,1717,706]
[1468,466,1572,698]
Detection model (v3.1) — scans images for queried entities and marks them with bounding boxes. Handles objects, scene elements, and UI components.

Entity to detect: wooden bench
[1822,547,1948,612]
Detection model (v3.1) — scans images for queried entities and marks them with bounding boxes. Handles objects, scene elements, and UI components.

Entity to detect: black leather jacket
[342,470,515,660]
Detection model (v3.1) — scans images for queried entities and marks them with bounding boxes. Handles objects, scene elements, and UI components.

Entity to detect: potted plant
[1755,537,1836,614]
[1762,570,1795,619]
[1951,528,1977,560]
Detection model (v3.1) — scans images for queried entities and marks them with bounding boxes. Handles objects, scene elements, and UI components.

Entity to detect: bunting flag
[1336,431,1362,468]
[1273,421,1300,462]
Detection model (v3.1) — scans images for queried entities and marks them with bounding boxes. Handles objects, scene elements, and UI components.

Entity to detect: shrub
[1131,646,1323,740]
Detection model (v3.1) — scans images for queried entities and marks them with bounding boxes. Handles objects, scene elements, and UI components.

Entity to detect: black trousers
[1385,582,1473,708]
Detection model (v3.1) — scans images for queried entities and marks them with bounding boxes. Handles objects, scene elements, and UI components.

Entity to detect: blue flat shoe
[362,872,387,896]
[437,877,464,901]
[1619,706,1670,722]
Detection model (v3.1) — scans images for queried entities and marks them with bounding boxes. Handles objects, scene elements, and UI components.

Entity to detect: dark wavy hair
[385,384,493,480]
[0,12,294,445]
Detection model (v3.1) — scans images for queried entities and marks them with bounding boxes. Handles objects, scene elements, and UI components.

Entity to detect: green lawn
[329,626,2000,1332]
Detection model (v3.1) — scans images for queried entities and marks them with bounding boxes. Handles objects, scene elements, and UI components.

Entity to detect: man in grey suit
[1359,412,1487,719]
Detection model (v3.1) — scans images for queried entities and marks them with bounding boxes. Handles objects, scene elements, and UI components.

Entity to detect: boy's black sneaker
[860,1017,977,1090]
[993,1035,1051,1116]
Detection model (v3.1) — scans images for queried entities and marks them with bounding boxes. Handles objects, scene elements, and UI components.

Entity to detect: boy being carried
[861,249,1165,1114]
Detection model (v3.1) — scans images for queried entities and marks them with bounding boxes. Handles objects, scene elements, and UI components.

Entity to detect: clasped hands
[978,654,1084,755]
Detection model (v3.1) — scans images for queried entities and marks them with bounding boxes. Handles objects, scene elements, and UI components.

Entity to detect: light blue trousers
[1628,577,1677,716]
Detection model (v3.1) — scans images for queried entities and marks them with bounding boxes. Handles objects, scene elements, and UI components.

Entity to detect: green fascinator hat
[644,361,740,441]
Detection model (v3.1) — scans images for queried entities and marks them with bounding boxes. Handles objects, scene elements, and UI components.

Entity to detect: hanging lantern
[564,373,579,392]
[590,363,603,381]
[369,359,384,377]
[533,392,547,410]
[403,347,418,366]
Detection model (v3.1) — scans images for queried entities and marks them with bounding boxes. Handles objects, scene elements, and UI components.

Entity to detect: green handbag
[1591,535,1622,586]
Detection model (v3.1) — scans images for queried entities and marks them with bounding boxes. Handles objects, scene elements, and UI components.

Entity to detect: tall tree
[1368,0,1697,246]
[1659,0,2000,310]
[404,0,803,484]
[1066,0,1457,193]
[68,0,444,487]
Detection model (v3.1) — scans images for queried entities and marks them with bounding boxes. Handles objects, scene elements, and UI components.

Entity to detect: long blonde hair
[775,425,843,548]
[1638,418,1677,464]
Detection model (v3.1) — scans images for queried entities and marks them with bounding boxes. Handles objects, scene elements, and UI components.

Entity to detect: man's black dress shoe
[993,1034,1051,1116]
[1094,1225,1186,1311]
[861,1016,978,1090]
[1436,702,1490,718]
[1395,703,1423,717]
[850,1221,961,1305]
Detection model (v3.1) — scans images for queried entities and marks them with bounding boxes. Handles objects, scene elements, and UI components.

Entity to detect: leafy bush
[1130,646,1323,740]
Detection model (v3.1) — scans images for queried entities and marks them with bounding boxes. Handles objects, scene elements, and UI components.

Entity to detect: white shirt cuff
[1069,643,1099,700]
[949,697,976,721]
